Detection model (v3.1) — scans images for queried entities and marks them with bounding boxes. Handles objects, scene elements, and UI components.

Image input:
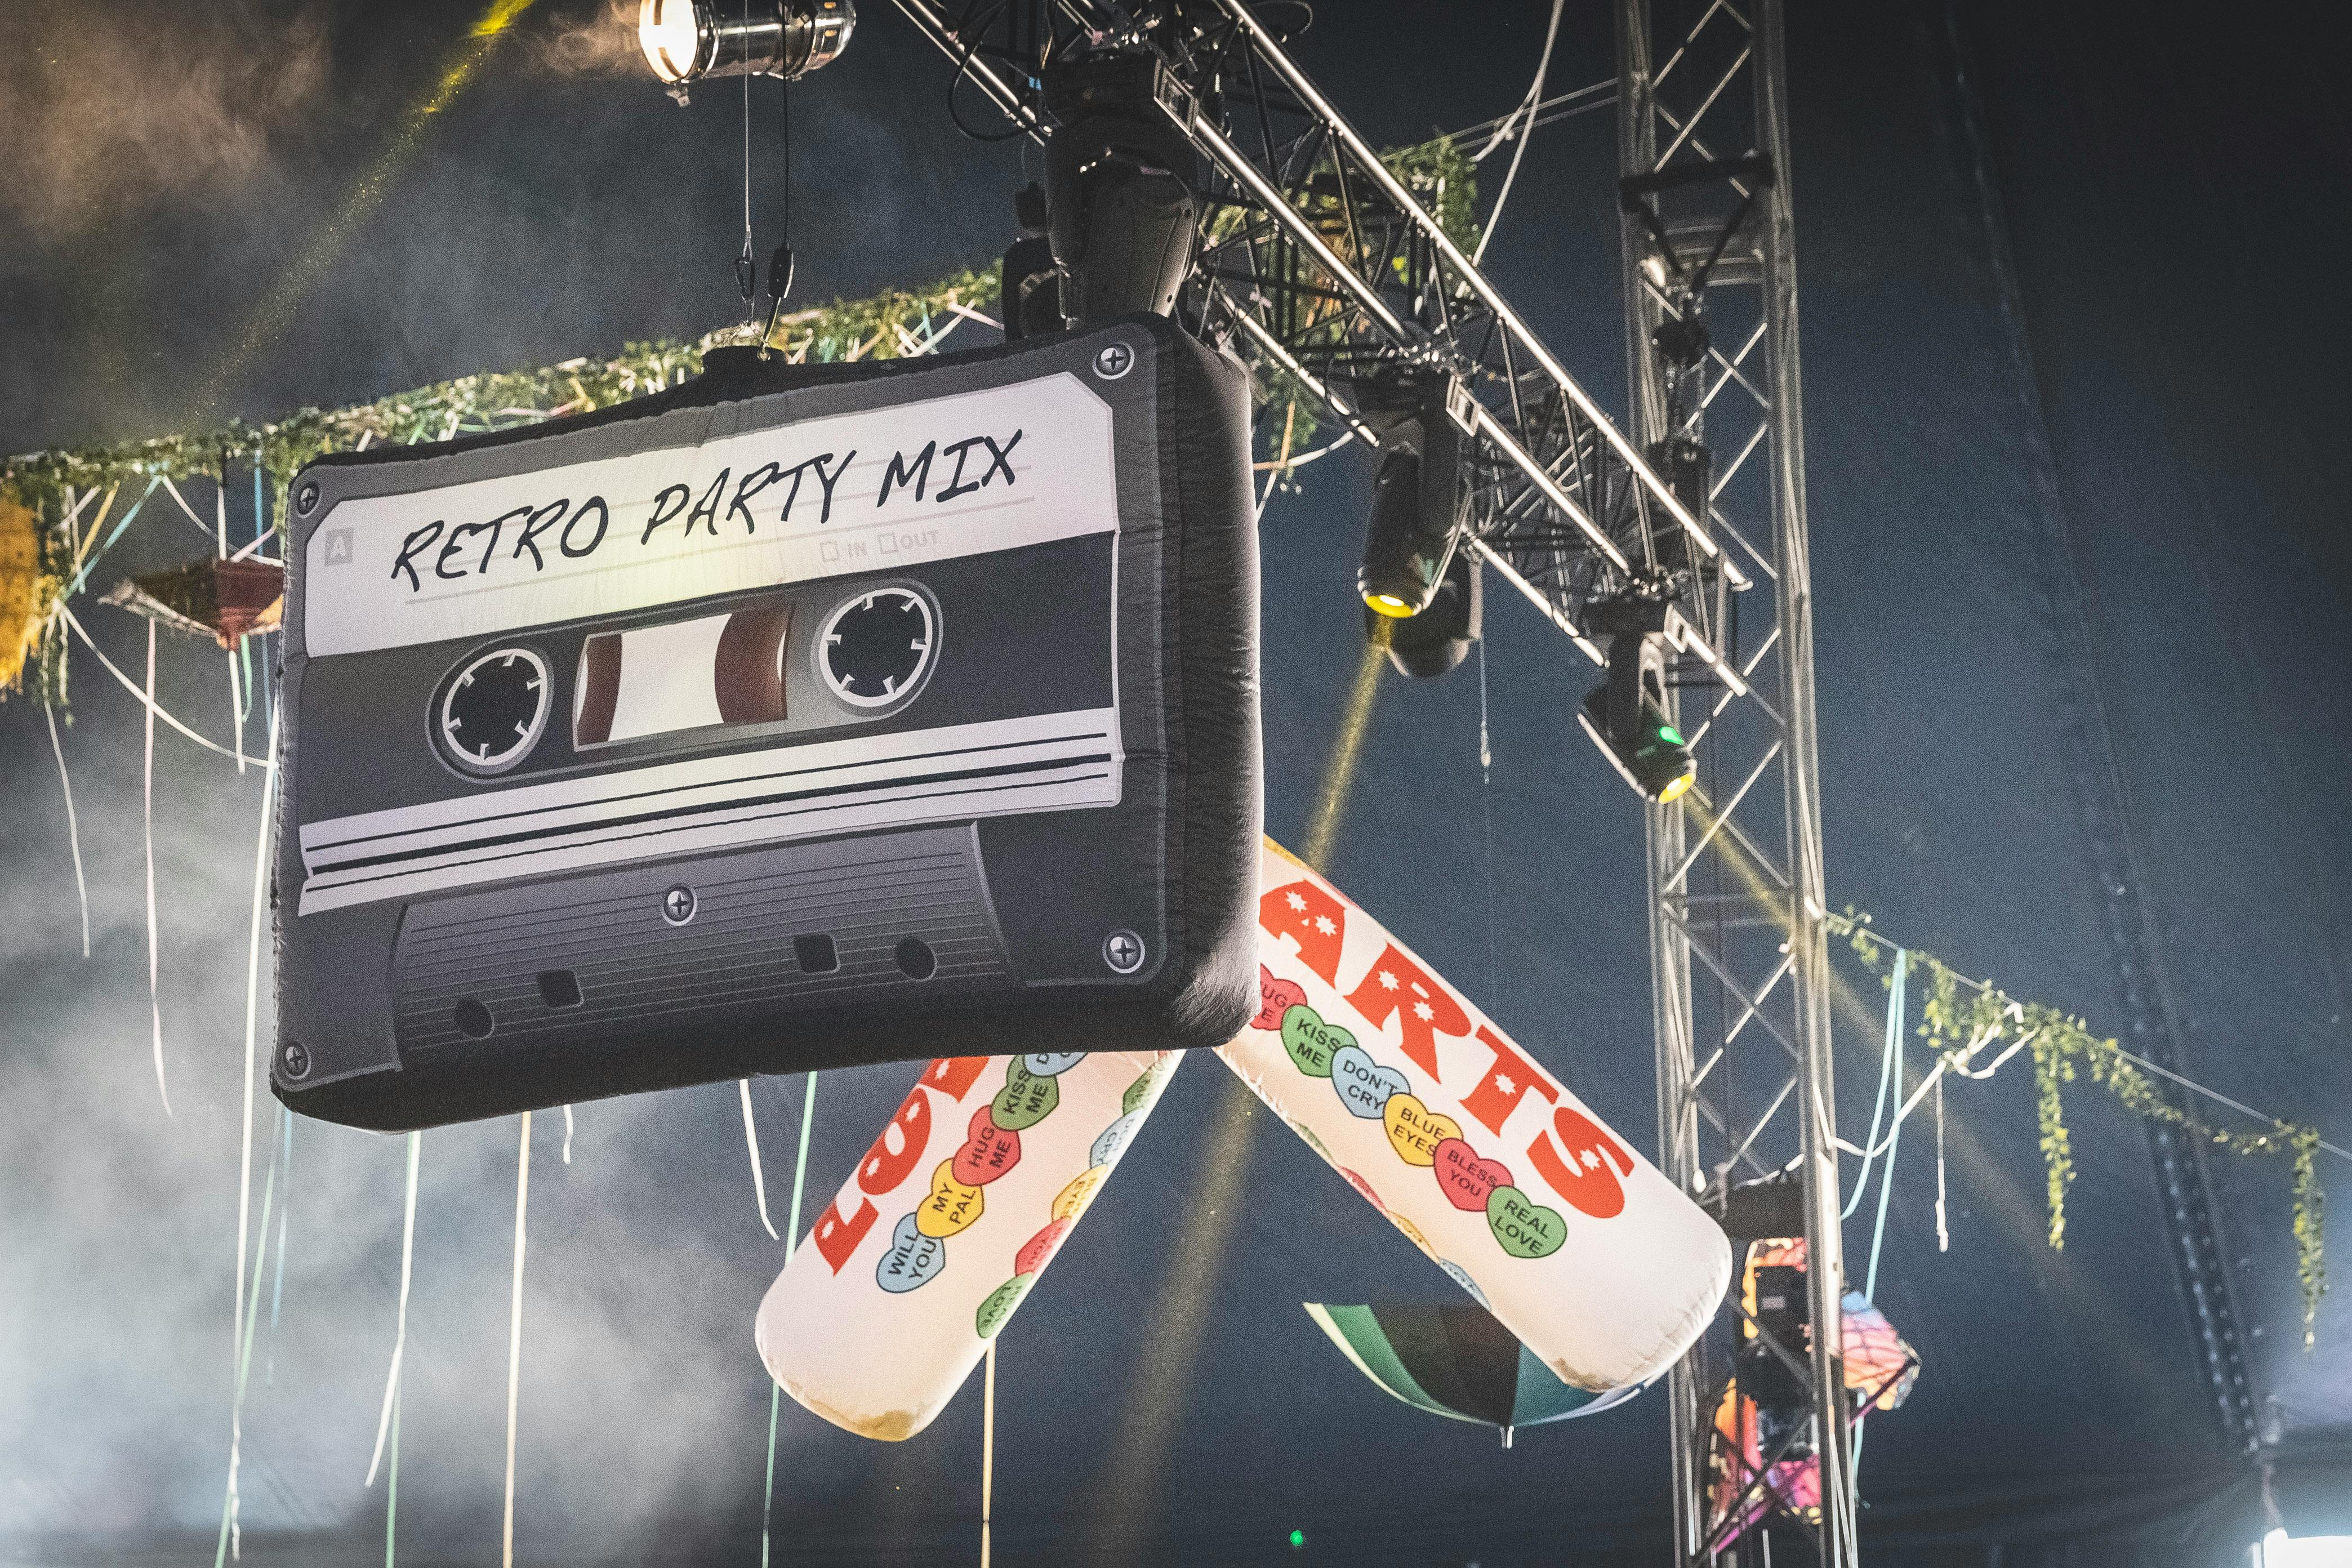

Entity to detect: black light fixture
[1578,595,1696,803]
[1739,1262,1816,1456]
[1000,182,1065,342]
[1041,52,1200,327]
[1364,550,1481,678]
[1356,374,1472,620]
[637,0,855,94]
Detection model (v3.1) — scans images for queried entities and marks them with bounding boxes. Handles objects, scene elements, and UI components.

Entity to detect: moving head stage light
[1579,596,1696,804]
[637,0,854,92]
[270,320,1261,1132]
[1043,52,1202,328]
[1355,375,1473,620]
[1364,551,1480,680]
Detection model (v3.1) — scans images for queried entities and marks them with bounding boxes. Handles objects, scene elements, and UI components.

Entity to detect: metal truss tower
[1616,2,1855,1563]
[883,1,1851,1558]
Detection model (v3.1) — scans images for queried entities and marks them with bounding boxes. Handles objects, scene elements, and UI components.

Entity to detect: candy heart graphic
[915,1161,986,1239]
[1021,1052,1085,1077]
[975,1275,1034,1339]
[1485,1185,1568,1259]
[1329,1044,1407,1120]
[1015,1219,1072,1277]
[875,1211,947,1293]
[952,1106,1022,1187]
[1338,1166,1384,1211]
[1280,1004,1352,1079]
[1433,1138,1513,1212]
[1438,1259,1491,1308]
[1254,965,1309,1030]
[992,1061,1061,1130]
[1052,1165,1107,1223]
[1381,1094,1460,1167]
[1388,1211,1433,1255]
[1089,1110,1143,1170]
[1122,1065,1164,1117]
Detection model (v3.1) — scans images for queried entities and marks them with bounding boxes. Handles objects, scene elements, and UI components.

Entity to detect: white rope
[229,526,279,564]
[1470,0,1565,266]
[42,702,91,959]
[59,605,244,761]
[223,707,277,1553]
[562,1104,574,1165]
[943,301,1003,332]
[1250,428,1355,474]
[1934,1070,1949,1253]
[739,1080,779,1240]
[218,472,245,776]
[503,1111,532,1568]
[159,475,216,540]
[142,621,172,1116]
[981,1340,997,1568]
[365,1133,422,1487]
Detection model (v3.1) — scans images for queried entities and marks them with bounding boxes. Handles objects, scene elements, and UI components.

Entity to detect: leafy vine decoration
[1833,908,2327,1348]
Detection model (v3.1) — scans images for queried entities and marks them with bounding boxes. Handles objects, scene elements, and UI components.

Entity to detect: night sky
[2,1,2347,1563]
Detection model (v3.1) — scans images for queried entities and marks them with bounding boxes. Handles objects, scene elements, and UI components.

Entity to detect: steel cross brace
[887,0,1762,676]
[1619,0,1855,1565]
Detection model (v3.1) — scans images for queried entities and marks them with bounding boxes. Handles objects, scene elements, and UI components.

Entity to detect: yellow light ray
[1299,621,1388,871]
[1089,623,1391,1541]
[1671,792,2176,1377]
[189,0,542,424]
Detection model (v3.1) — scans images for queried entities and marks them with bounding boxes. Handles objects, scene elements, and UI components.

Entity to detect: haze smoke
[521,0,645,78]
[0,1,331,239]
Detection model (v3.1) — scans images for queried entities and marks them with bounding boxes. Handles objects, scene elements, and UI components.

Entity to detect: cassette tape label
[304,375,1112,659]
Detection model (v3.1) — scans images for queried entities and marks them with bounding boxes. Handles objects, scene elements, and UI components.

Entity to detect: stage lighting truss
[887,7,1850,1562]
[885,0,1754,690]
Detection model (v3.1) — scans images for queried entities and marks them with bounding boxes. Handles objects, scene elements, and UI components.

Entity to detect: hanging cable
[1469,0,1564,267]
[266,1110,293,1386]
[740,1079,779,1240]
[736,2,756,307]
[1934,1071,1949,1253]
[758,77,797,353]
[503,1112,532,1568]
[1478,635,1498,1001]
[761,1071,821,1568]
[1840,951,1905,1219]
[142,620,172,1116]
[42,702,91,959]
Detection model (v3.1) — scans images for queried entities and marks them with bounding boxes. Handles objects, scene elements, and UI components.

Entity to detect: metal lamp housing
[638,0,855,87]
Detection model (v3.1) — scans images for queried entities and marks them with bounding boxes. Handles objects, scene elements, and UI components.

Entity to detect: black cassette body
[273,320,1260,1130]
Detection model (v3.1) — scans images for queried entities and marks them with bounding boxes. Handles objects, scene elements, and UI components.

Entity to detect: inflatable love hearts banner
[756,840,1730,1438]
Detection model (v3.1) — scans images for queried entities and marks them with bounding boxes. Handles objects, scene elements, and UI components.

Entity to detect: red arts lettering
[1343,943,1472,1079]
[924,1055,991,1101]
[810,1193,879,1274]
[1525,1104,1638,1219]
[1259,879,1348,986]
[1458,1024,1561,1136]
[856,1084,934,1197]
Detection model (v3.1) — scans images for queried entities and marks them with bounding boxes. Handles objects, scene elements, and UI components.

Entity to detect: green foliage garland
[1835,909,2328,1348]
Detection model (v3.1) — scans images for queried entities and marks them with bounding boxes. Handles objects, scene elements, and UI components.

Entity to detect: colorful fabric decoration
[1303,1300,1639,1446]
[1705,1238,1919,1548]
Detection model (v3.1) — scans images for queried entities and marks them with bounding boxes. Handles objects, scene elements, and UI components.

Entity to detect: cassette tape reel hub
[437,647,551,776]
[817,585,936,709]
[274,320,1261,1130]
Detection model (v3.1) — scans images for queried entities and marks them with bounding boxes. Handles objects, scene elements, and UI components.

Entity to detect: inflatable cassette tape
[273,320,1260,1130]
